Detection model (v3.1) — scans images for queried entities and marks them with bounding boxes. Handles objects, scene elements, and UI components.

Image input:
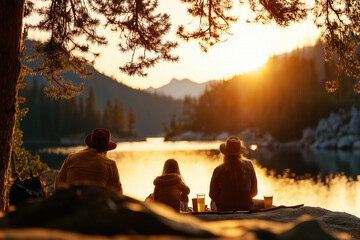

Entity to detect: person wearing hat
[55,128,122,194]
[209,136,260,211]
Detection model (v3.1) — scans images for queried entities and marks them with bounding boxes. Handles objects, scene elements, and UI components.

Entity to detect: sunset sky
[27,0,320,89]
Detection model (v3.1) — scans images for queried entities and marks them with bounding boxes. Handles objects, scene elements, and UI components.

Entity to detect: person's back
[153,173,189,210]
[210,159,256,211]
[56,128,122,193]
[153,159,190,211]
[209,137,258,211]
[57,148,120,189]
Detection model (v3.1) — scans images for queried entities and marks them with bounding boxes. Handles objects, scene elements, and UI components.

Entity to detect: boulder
[315,119,336,143]
[302,128,315,147]
[257,132,277,148]
[0,185,213,237]
[337,135,359,149]
[238,128,260,143]
[348,114,360,135]
[0,185,356,239]
[215,132,230,140]
[327,112,342,133]
[353,141,360,150]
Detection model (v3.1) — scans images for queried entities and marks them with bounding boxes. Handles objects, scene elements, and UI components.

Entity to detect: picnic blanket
[190,204,304,215]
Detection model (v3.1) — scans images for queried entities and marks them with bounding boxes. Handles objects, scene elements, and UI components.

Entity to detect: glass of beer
[264,195,273,209]
[197,193,205,212]
[192,198,198,212]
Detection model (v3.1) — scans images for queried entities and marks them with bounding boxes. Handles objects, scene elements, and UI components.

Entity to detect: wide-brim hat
[85,128,117,151]
[220,136,248,156]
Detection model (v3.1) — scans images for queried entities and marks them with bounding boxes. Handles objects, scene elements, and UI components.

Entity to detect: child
[153,159,190,211]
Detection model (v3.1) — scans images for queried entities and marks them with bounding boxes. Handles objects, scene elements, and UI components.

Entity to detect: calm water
[36,137,360,217]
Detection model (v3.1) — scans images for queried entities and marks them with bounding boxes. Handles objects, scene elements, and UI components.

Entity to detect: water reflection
[36,138,360,217]
[247,148,360,179]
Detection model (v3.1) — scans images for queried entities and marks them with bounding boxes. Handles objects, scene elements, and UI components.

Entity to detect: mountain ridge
[145,78,215,99]
[22,40,183,137]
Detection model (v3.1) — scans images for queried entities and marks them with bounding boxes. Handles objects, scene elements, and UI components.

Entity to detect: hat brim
[219,143,248,156]
[85,134,117,151]
[219,143,241,156]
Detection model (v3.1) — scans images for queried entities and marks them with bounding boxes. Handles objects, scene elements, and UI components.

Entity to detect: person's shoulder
[104,157,117,165]
[243,159,253,164]
[215,163,225,170]
[70,148,91,157]
[243,159,255,168]
[213,164,225,173]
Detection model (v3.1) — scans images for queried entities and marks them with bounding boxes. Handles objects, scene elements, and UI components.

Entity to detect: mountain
[22,40,182,137]
[145,78,214,99]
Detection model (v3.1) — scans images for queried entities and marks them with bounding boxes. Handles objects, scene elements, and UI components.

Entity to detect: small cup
[197,193,206,212]
[192,198,198,212]
[264,195,273,209]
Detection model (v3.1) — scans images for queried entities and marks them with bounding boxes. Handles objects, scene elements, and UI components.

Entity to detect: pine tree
[102,100,113,131]
[85,87,100,132]
[112,98,126,137]
[127,106,136,137]
[78,96,86,134]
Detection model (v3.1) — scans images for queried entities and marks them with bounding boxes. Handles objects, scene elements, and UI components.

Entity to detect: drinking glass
[197,193,205,212]
[264,195,273,209]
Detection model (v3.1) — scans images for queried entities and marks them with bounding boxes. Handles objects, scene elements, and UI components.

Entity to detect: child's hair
[162,159,180,175]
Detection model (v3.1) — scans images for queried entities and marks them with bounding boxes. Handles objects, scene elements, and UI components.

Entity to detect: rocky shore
[0,185,358,240]
[167,107,360,151]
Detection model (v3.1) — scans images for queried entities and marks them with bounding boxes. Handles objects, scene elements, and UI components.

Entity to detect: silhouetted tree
[112,98,126,137]
[102,100,112,131]
[181,96,196,131]
[85,87,100,132]
[78,96,86,134]
[127,106,136,136]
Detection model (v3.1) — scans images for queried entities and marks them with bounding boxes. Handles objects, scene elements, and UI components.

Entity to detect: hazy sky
[28,0,320,89]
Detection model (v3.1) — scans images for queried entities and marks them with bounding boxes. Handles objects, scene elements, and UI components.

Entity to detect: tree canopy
[24,0,360,96]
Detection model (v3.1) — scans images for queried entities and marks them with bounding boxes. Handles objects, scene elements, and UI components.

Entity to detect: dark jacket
[209,159,257,211]
[153,173,190,211]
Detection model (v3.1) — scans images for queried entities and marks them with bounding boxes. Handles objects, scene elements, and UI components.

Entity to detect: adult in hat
[209,136,260,211]
[56,128,122,194]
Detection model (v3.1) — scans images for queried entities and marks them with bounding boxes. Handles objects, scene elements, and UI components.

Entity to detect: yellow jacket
[56,147,122,194]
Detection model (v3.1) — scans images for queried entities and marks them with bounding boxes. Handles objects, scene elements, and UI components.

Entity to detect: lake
[35,137,360,217]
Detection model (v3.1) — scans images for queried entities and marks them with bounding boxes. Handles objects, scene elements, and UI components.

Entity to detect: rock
[318,139,338,149]
[327,113,342,133]
[0,185,355,239]
[348,114,360,135]
[353,141,360,149]
[195,206,359,239]
[302,128,315,147]
[337,125,350,138]
[0,185,213,237]
[215,132,230,140]
[337,135,359,149]
[315,119,336,143]
[238,128,260,143]
[258,133,277,148]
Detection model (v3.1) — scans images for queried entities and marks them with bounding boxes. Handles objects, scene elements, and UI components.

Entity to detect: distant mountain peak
[145,78,214,99]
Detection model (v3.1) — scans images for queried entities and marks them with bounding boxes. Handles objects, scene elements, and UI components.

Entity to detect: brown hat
[220,137,248,156]
[85,128,117,151]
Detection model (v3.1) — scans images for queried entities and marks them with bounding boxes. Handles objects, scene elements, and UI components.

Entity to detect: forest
[19,79,137,142]
[166,43,360,142]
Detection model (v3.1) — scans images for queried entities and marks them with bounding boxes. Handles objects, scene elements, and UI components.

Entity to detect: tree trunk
[0,0,25,211]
